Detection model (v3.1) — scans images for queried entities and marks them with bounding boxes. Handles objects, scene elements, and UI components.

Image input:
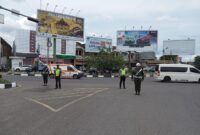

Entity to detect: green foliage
[85,50,125,73]
[0,78,10,84]
[194,56,200,69]
[160,55,178,62]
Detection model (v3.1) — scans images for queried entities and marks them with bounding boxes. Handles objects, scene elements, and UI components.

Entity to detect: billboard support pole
[53,37,56,63]
[47,37,49,64]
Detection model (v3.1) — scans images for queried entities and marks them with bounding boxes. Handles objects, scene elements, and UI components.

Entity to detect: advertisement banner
[0,14,4,24]
[117,31,157,48]
[37,10,84,40]
[86,36,112,52]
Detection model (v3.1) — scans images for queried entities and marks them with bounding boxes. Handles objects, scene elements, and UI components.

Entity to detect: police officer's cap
[136,63,141,67]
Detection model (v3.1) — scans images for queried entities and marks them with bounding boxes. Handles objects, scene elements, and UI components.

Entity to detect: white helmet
[136,63,141,67]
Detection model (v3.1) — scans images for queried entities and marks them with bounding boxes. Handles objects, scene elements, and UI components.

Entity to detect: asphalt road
[0,75,200,135]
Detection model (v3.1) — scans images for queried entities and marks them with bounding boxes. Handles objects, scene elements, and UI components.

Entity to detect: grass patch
[0,78,11,84]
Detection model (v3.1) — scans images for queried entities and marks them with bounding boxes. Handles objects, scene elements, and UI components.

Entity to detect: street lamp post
[76,10,80,16]
[0,5,39,23]
[149,26,152,30]
[69,8,73,14]
[54,5,58,12]
[62,7,67,14]
[45,3,49,10]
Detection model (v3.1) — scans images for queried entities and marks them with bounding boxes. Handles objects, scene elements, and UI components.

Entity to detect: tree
[160,55,178,63]
[85,50,125,75]
[194,56,200,69]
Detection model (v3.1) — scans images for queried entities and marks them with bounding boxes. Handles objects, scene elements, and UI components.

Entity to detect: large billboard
[117,30,158,52]
[37,10,84,40]
[163,39,195,55]
[86,36,112,52]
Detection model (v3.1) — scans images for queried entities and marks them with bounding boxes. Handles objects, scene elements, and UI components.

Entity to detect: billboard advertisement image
[37,10,84,40]
[86,36,112,52]
[117,31,157,48]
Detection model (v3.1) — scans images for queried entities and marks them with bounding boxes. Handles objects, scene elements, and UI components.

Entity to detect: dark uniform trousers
[119,75,126,89]
[43,74,48,85]
[134,78,142,94]
[55,76,61,89]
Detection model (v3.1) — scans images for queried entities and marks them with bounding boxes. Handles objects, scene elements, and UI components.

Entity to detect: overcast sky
[0,0,200,58]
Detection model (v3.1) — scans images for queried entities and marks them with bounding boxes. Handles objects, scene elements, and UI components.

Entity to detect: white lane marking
[55,88,108,112]
[26,88,108,113]
[26,98,57,112]
[36,94,85,100]
[31,90,102,100]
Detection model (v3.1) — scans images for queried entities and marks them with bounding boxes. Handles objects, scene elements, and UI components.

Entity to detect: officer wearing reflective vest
[119,65,127,89]
[55,64,62,89]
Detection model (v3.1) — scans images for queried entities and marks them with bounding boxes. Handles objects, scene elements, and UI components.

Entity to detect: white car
[154,64,200,83]
[14,65,32,72]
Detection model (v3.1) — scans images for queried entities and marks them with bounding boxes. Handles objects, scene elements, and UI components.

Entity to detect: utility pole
[0,5,39,23]
[53,36,56,63]
[46,37,52,64]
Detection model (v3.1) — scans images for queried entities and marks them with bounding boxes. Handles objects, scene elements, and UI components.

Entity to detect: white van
[48,64,84,79]
[154,64,200,83]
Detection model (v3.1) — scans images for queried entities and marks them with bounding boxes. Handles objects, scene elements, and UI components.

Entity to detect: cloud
[17,14,37,30]
[10,0,26,2]
[0,14,36,45]
[156,15,178,22]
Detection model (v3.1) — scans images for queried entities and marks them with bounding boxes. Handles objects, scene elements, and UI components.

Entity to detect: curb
[0,82,17,89]
[20,74,42,77]
[85,74,153,78]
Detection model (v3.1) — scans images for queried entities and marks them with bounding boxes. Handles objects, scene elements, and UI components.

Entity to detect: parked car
[143,66,155,72]
[14,65,32,72]
[154,64,200,82]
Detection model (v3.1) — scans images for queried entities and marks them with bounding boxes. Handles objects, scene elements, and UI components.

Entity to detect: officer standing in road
[131,63,144,95]
[55,64,62,89]
[42,65,49,86]
[119,65,127,89]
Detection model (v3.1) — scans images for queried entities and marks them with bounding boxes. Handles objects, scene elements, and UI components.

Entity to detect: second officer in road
[55,64,62,89]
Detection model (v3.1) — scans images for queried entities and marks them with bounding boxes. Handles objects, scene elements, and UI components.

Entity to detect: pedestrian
[54,64,62,89]
[42,65,49,86]
[119,65,127,89]
[131,63,144,95]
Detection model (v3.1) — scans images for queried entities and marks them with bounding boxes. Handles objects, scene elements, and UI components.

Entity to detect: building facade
[0,37,12,67]
[15,29,77,65]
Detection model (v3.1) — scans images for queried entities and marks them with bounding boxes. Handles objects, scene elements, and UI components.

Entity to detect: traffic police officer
[119,65,127,89]
[42,65,49,86]
[131,63,144,95]
[55,64,62,89]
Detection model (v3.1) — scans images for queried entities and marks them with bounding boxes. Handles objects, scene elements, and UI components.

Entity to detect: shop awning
[56,54,76,59]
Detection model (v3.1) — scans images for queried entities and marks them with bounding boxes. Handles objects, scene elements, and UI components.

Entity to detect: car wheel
[16,69,20,72]
[73,74,78,79]
[163,76,171,82]
[198,78,200,83]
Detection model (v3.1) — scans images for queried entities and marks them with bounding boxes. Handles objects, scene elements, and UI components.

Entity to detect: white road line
[26,88,108,113]
[26,98,57,112]
[55,88,108,112]
[36,94,85,100]
[30,90,101,100]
